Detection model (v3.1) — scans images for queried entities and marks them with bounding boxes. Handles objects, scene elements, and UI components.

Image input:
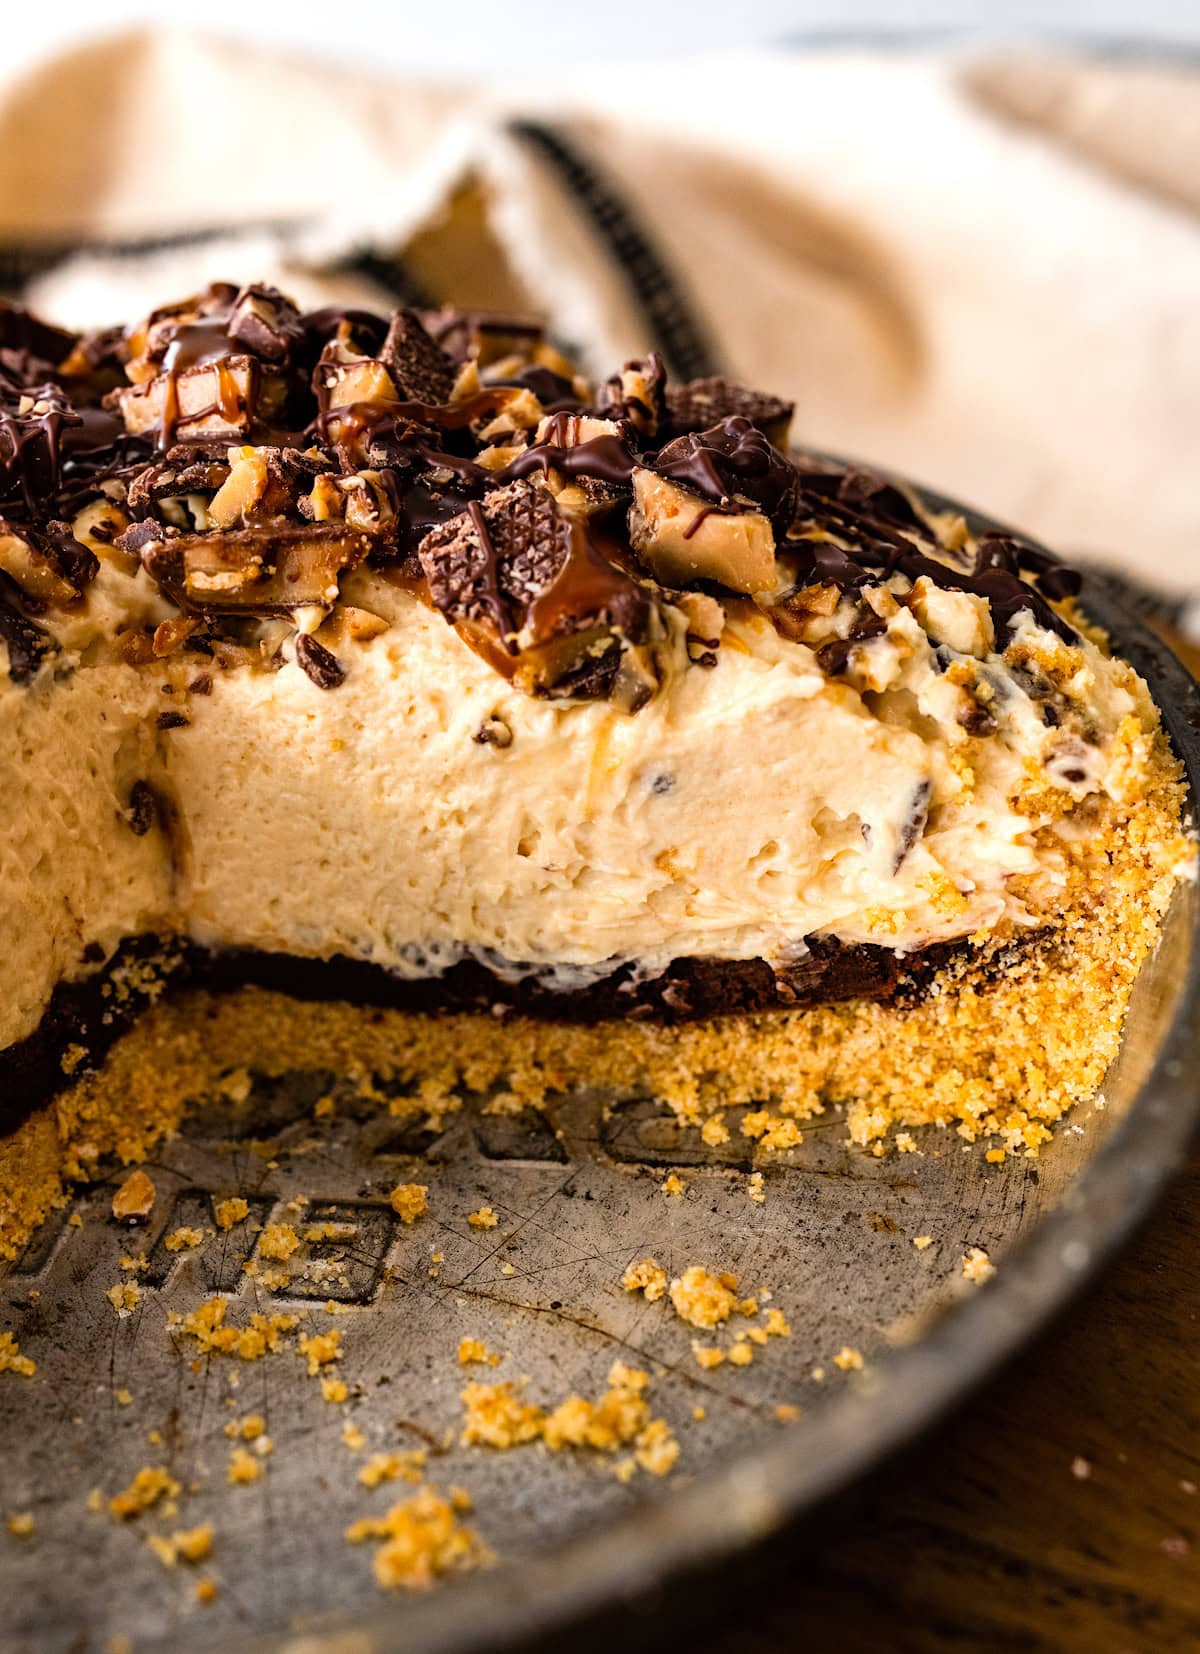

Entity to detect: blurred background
[3,2,1199,593]
[10,1,1200,75]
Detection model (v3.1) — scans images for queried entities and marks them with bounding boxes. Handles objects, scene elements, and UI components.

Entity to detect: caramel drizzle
[158,316,242,445]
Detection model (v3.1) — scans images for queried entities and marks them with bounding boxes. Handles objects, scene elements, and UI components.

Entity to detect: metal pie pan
[2,489,1198,1654]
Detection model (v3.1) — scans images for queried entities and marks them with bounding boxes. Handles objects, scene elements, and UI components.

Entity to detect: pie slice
[0,285,1190,1255]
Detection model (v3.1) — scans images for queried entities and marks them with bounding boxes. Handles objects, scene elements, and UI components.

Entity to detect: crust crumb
[0,1332,36,1378]
[345,1485,490,1591]
[621,1257,668,1302]
[109,1466,181,1521]
[214,1198,250,1230]
[111,1169,156,1223]
[359,1450,427,1488]
[389,1183,428,1224]
[669,1266,738,1329]
[458,1338,501,1367]
[962,1246,996,1283]
[147,1524,214,1567]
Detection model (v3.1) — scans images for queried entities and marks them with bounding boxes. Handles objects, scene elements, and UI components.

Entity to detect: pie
[0,284,1190,1255]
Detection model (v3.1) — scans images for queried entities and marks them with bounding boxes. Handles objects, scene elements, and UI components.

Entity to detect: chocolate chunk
[156,710,190,730]
[117,518,170,555]
[835,467,931,538]
[665,376,793,448]
[0,301,78,374]
[420,310,543,368]
[473,716,513,749]
[127,453,231,516]
[295,632,346,689]
[0,383,86,515]
[227,284,302,364]
[418,481,652,700]
[489,364,581,408]
[419,482,566,642]
[188,672,213,695]
[0,578,52,682]
[816,638,854,677]
[893,779,932,873]
[126,779,160,836]
[299,305,390,363]
[380,309,456,405]
[958,698,998,737]
[656,416,799,531]
[1036,564,1083,602]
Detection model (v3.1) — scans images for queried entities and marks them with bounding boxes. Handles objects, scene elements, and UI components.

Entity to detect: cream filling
[0,572,1152,1052]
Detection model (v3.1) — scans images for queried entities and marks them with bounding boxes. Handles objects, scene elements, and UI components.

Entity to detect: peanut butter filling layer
[1,737,1186,1262]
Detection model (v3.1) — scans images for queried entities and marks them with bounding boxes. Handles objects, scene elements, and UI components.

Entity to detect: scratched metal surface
[1,579,1199,1654]
[0,1028,1176,1654]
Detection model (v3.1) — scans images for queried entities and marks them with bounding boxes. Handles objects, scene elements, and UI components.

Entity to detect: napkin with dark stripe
[5,32,1200,595]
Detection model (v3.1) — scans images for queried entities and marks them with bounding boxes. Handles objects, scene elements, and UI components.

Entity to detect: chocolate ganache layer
[0,930,1014,1140]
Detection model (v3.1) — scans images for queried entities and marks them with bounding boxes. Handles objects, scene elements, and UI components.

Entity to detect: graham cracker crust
[1,736,1190,1262]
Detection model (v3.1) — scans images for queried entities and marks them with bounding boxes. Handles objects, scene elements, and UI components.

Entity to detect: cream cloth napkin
[4,32,1199,592]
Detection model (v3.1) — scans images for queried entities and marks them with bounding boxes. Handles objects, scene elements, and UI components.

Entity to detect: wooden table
[696,1147,1200,1652]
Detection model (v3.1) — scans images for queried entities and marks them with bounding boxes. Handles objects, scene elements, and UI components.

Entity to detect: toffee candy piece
[0,517,96,606]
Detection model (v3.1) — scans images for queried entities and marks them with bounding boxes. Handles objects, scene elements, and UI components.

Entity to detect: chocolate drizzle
[787,473,1079,645]
[656,415,799,530]
[0,282,1085,703]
